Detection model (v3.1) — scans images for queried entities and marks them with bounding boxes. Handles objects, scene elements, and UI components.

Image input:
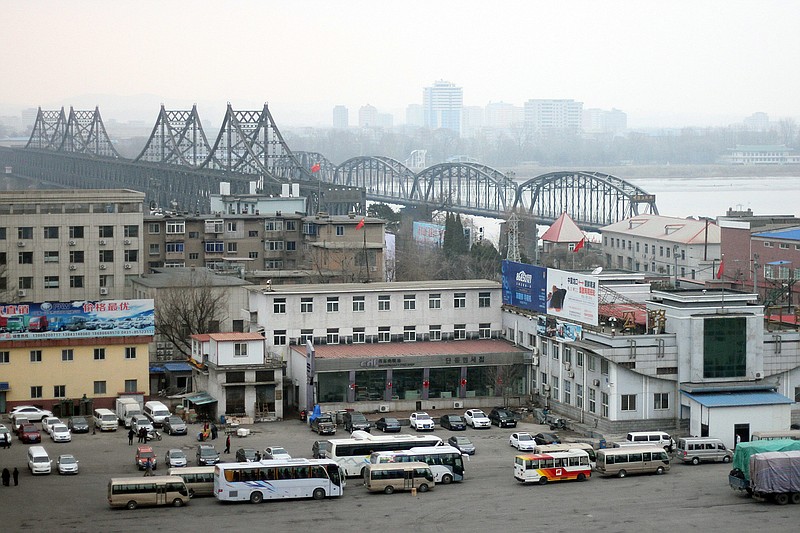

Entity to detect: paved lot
[0,416,797,532]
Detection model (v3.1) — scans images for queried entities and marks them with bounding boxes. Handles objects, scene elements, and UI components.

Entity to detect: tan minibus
[363,461,435,494]
[108,476,190,509]
[168,466,215,497]
[596,445,670,478]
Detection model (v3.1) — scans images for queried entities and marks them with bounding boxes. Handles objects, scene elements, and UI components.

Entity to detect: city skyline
[2,1,800,129]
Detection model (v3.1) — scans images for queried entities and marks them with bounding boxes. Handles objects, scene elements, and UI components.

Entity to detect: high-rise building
[423,80,463,135]
[743,112,770,132]
[583,108,627,134]
[358,104,378,128]
[332,105,349,129]
[523,99,583,133]
[460,106,484,138]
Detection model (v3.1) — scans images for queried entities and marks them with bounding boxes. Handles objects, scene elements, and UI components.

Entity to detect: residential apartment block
[524,99,583,133]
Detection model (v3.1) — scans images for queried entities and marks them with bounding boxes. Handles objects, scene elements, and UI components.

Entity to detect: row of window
[151,220,302,235]
[604,236,687,260]
[6,250,139,265]
[29,379,138,398]
[8,275,114,291]
[0,225,138,240]
[762,241,800,250]
[273,292,491,314]
[272,324,493,345]
[0,347,137,364]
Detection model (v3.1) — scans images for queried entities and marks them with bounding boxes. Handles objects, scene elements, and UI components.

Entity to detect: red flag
[573,237,585,253]
[717,257,724,279]
[355,218,365,230]
[310,163,321,173]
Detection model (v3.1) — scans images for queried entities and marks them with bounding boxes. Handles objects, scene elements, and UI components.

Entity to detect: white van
[675,437,733,465]
[28,445,52,475]
[144,401,171,427]
[93,408,119,431]
[625,431,675,451]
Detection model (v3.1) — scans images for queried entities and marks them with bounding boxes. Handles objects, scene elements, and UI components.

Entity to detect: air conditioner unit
[123,239,131,245]
[592,379,601,387]
[68,240,76,246]
[532,355,539,366]
[69,265,77,271]
[453,401,464,409]
[99,239,107,246]
[17,241,25,247]
[100,287,109,295]
[755,372,762,379]
[542,384,551,391]
[567,370,575,378]
[379,405,390,413]
[124,264,132,269]
[99,264,107,270]
[564,362,571,371]
[531,347,539,355]
[17,289,26,297]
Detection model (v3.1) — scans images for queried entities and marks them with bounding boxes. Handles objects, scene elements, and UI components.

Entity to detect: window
[576,351,584,368]
[0,351,8,364]
[654,392,669,410]
[429,293,441,309]
[31,386,43,399]
[378,326,391,343]
[352,295,364,312]
[454,324,466,340]
[99,225,114,238]
[541,340,549,357]
[124,380,138,393]
[588,388,596,413]
[226,242,237,253]
[94,348,105,360]
[587,355,595,372]
[335,225,344,236]
[99,250,114,262]
[563,381,571,404]
[149,244,160,256]
[327,297,339,312]
[165,242,183,253]
[601,392,609,417]
[404,294,416,310]
[44,251,59,263]
[478,292,491,308]
[124,249,139,262]
[563,346,572,364]
[248,251,258,259]
[479,323,491,339]
[61,349,73,362]
[326,328,340,344]
[166,221,185,234]
[18,251,33,264]
[248,230,259,238]
[403,326,416,342]
[454,292,466,308]
[576,384,583,408]
[40,226,58,239]
[429,325,441,341]
[703,317,746,378]
[301,298,313,313]
[234,343,248,357]
[551,376,559,401]
[205,241,224,253]
[94,381,107,394]
[226,221,237,232]
[99,274,112,288]
[621,394,636,411]
[19,276,33,289]
[54,385,66,398]
[124,225,139,238]
[285,220,296,231]
[125,347,137,359]
[273,330,287,346]
[273,298,286,314]
[264,220,283,231]
[353,327,366,344]
[552,343,559,360]
[378,295,391,311]
[265,240,284,251]
[44,276,59,289]
[148,223,161,234]
[69,226,84,239]
[300,329,313,345]
[69,250,84,263]
[286,241,296,251]
[18,227,33,239]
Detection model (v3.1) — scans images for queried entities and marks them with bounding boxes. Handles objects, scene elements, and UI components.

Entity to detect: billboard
[501,260,548,313]
[536,316,583,342]
[545,269,599,326]
[0,299,155,341]
[412,221,445,247]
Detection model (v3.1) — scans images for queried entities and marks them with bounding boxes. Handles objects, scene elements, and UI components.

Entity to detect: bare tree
[0,264,17,303]
[154,271,229,359]
[485,364,527,407]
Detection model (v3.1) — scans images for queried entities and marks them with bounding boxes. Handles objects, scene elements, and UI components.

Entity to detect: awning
[682,390,793,408]
[163,362,193,373]
[185,391,217,405]
[149,365,166,373]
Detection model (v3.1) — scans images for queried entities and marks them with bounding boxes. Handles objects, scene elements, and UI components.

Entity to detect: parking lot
[1,415,797,532]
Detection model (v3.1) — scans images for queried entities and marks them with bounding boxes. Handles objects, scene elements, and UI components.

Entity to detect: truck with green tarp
[749,450,800,504]
[728,439,800,493]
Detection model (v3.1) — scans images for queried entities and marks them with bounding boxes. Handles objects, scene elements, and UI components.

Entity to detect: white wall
[686,400,792,449]
[209,338,264,366]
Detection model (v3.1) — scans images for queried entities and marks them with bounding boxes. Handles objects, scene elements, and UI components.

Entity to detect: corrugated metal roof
[682,390,793,407]
[163,362,193,372]
[753,226,800,241]
[601,214,720,245]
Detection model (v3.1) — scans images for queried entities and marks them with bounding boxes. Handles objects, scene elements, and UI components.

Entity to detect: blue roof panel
[682,390,793,408]
[163,362,193,372]
[753,227,800,241]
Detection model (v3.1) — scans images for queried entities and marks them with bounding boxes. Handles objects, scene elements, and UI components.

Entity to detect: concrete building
[725,145,800,165]
[524,99,583,133]
[332,105,349,129]
[0,189,145,303]
[358,105,378,128]
[423,80,463,135]
[190,332,283,420]
[582,108,627,134]
[601,214,721,281]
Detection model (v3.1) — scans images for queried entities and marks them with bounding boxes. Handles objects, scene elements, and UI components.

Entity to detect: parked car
[439,414,467,431]
[13,417,29,435]
[56,454,79,475]
[196,444,220,465]
[263,446,291,460]
[489,407,518,428]
[136,445,157,470]
[533,432,561,445]
[464,409,491,429]
[375,417,402,433]
[19,424,41,444]
[50,424,72,443]
[131,414,154,436]
[410,412,435,431]
[41,417,62,434]
[165,449,187,468]
[68,416,90,433]
[509,432,536,451]
[235,448,258,462]
[310,413,337,435]
[0,424,12,447]
[162,416,187,436]
[10,405,53,422]
[448,435,476,455]
[343,411,371,433]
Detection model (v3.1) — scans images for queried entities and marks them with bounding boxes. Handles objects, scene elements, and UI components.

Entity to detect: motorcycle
[146,429,162,441]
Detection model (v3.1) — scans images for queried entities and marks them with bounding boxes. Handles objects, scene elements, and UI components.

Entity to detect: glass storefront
[391,369,424,401]
[318,371,348,403]
[428,367,460,399]
[354,370,387,401]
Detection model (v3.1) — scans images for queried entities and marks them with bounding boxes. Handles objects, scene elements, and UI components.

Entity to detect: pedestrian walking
[224,434,231,454]
[0,432,8,449]
[143,459,153,477]
[127,427,135,445]
[12,467,18,486]
[211,423,218,440]
[138,427,146,443]
[1,467,9,486]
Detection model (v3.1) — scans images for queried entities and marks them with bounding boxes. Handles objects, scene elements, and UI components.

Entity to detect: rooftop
[602,214,720,245]
[753,226,800,242]
[131,268,251,288]
[248,279,500,295]
[289,339,527,359]
[681,390,793,408]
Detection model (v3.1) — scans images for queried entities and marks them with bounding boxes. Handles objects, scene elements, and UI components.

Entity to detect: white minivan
[625,431,675,451]
[28,445,52,475]
[93,408,119,432]
[143,401,171,427]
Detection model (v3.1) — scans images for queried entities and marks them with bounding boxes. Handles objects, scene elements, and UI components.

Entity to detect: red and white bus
[513,449,592,485]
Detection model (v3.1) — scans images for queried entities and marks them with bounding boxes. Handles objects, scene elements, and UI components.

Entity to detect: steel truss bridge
[0,105,657,229]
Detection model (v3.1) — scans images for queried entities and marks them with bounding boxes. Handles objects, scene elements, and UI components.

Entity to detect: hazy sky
[3,0,799,128]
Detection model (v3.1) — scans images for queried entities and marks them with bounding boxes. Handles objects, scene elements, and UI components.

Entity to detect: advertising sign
[501,260,548,313]
[0,299,155,341]
[545,269,599,326]
[536,316,583,342]
[412,221,445,247]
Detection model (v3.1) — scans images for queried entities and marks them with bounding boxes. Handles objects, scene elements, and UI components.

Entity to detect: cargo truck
[748,450,800,505]
[116,397,143,428]
[728,439,800,495]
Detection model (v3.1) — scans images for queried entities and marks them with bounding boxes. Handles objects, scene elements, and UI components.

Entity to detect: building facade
[423,80,463,135]
[726,145,800,165]
[0,189,145,303]
[523,99,583,133]
[332,105,349,129]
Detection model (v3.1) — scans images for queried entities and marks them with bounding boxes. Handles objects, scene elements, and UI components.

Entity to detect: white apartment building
[601,214,721,281]
[423,80,463,135]
[524,99,583,133]
[0,189,145,303]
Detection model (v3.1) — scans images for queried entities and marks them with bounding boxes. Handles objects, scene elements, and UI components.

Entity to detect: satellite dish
[592,267,603,275]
